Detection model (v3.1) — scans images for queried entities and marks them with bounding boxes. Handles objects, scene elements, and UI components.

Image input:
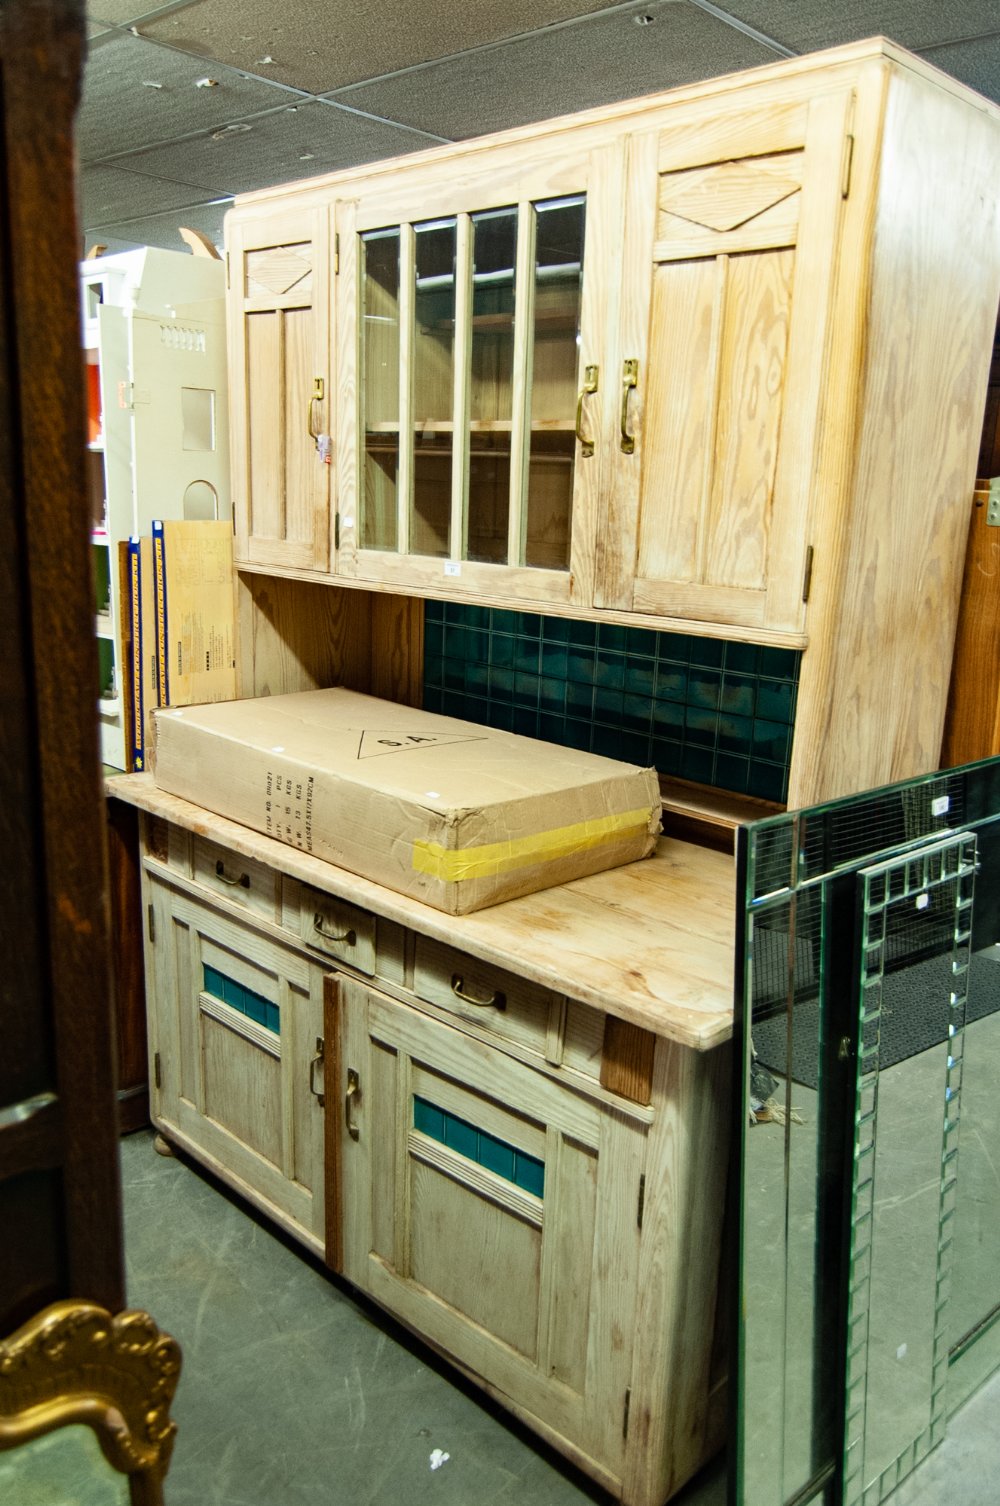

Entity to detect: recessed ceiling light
[634,13,655,24]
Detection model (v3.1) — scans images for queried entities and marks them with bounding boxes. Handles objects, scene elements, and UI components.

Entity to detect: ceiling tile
[80,31,295,161]
[113,99,431,198]
[138,0,633,94]
[86,1,171,22]
[704,1,1000,55]
[326,1,778,141]
[80,161,225,225]
[80,197,230,256]
[915,33,1000,106]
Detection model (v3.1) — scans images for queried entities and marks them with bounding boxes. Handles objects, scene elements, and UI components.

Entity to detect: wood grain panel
[635,259,720,586]
[410,1159,542,1357]
[792,71,1000,803]
[600,1016,656,1106]
[245,243,313,301]
[941,488,1000,766]
[246,311,283,541]
[621,1039,731,1506]
[708,247,793,591]
[284,306,327,551]
[200,1011,283,1166]
[544,1135,598,1391]
[323,972,343,1271]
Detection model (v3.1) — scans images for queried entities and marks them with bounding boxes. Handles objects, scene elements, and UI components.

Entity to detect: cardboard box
[153,688,661,913]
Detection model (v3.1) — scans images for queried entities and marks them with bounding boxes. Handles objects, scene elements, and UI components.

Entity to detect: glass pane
[360,228,400,552]
[525,196,584,571]
[412,217,455,558]
[467,207,517,565]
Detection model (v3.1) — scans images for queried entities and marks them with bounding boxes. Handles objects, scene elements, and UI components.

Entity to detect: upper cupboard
[226,72,865,639]
[226,41,1000,814]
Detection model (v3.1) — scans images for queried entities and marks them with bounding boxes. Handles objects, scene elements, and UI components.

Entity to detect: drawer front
[192,836,281,924]
[299,885,376,975]
[412,936,557,1058]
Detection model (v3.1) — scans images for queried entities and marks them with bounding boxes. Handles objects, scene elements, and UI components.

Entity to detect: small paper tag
[444,561,461,577]
[931,795,949,817]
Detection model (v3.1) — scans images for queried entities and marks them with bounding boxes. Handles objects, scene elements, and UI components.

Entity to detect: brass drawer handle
[620,358,638,454]
[346,1068,360,1141]
[308,376,324,440]
[313,914,356,947]
[574,363,599,457]
[215,859,250,888]
[309,1037,325,1106]
[451,973,506,1011]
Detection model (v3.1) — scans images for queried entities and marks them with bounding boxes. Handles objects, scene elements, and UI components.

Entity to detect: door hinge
[802,544,815,604]
[334,511,340,550]
[637,1173,646,1230]
[623,1387,632,1439]
[841,133,855,198]
[147,902,155,944]
[153,1051,162,1090]
[334,232,340,275]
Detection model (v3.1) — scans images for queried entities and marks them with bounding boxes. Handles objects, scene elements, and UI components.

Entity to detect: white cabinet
[80,248,231,767]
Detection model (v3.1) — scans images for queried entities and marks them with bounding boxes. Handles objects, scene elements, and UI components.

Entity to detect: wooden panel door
[145,880,326,1255]
[597,90,854,634]
[336,980,645,1489]
[336,139,625,610]
[227,202,332,571]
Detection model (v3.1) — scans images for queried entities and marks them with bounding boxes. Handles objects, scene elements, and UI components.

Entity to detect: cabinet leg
[152,1134,175,1159]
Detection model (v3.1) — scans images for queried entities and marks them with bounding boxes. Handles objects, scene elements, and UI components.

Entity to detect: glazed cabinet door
[336,978,644,1487]
[145,878,327,1255]
[335,140,625,609]
[597,90,855,634]
[227,200,333,572]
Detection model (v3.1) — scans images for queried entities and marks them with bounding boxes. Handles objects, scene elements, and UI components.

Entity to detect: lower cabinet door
[146,879,327,1254]
[337,977,646,1485]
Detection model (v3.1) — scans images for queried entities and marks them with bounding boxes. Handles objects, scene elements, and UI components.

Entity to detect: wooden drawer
[191,836,281,924]
[412,936,558,1059]
[299,884,376,975]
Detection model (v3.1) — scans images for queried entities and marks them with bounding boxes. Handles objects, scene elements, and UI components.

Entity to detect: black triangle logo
[357,730,489,760]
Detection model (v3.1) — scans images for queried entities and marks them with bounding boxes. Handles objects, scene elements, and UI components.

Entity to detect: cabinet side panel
[792,70,1000,803]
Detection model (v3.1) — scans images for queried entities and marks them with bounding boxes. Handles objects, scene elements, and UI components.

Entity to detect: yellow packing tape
[412,806,655,884]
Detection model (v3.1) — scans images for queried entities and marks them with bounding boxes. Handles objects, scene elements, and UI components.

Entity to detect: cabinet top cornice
[228,36,998,216]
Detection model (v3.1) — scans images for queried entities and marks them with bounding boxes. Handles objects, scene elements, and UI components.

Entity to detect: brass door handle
[313,914,356,947]
[620,358,638,454]
[215,860,250,888]
[451,973,506,1011]
[574,363,599,458]
[308,376,324,441]
[309,1037,325,1106]
[346,1068,360,1140]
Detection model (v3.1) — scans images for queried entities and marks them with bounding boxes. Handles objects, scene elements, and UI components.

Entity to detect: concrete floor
[1,1123,998,1506]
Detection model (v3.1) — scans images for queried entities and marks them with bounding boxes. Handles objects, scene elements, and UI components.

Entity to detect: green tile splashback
[423,603,800,802]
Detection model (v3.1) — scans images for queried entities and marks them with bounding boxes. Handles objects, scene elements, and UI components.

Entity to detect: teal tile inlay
[413,1095,545,1198]
[423,603,800,801]
[513,1153,545,1198]
[201,966,279,1035]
